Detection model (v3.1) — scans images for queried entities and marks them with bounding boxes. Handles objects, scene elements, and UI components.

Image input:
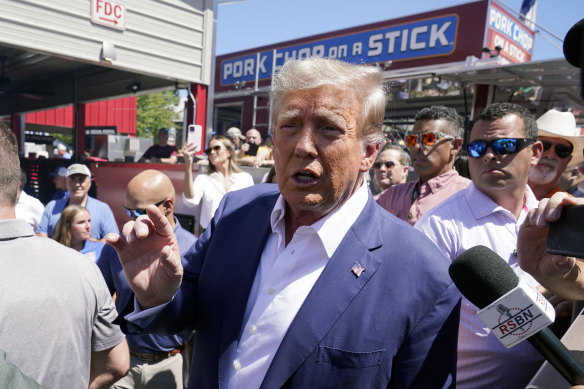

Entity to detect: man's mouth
[294,171,318,183]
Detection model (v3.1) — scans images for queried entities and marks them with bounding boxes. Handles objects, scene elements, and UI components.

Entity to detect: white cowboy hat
[537,109,584,164]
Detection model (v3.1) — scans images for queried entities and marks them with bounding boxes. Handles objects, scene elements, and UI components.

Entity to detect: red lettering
[500,324,509,335]
[96,0,104,13]
[105,2,112,15]
[508,320,517,331]
[114,5,122,18]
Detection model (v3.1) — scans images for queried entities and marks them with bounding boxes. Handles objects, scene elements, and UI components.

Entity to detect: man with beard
[528,109,584,200]
[376,105,469,225]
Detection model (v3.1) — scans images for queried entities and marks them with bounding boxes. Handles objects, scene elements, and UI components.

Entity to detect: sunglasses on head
[405,132,455,148]
[124,199,166,220]
[541,140,573,159]
[205,145,223,154]
[467,138,533,158]
[373,161,395,169]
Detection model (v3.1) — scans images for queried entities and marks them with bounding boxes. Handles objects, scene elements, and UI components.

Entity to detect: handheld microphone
[449,245,584,386]
[563,18,584,99]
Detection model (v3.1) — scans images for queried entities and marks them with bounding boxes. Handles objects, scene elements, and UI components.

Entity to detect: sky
[216,0,584,62]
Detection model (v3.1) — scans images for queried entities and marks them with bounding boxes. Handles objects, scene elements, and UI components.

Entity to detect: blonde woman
[182,135,254,231]
[52,205,104,262]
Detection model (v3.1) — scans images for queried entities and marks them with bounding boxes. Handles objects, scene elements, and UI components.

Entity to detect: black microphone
[563,18,584,99]
[449,245,584,386]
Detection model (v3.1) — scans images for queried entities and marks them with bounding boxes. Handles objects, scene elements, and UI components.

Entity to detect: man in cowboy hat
[528,109,584,199]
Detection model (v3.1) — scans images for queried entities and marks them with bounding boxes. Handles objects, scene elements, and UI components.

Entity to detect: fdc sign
[91,0,126,31]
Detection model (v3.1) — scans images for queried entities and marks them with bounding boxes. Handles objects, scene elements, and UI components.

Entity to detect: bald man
[237,128,273,166]
[98,170,196,389]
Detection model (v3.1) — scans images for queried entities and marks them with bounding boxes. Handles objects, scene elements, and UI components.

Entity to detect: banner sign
[485,2,534,63]
[220,14,458,86]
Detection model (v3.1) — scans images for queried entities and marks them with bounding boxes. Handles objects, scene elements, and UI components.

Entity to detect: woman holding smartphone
[182,135,254,233]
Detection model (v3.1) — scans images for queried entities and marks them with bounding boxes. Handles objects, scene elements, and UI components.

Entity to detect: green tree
[136,90,180,139]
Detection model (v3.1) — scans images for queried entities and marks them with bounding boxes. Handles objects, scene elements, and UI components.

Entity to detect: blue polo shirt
[81,240,105,263]
[37,196,119,239]
[97,218,196,353]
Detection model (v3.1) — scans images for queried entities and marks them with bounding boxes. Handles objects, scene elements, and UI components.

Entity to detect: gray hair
[414,105,464,138]
[270,58,386,146]
[0,122,20,206]
[380,144,411,167]
[476,103,537,140]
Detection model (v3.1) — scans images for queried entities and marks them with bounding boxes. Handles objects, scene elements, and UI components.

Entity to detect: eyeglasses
[405,132,455,148]
[372,161,396,169]
[541,140,573,159]
[124,199,166,219]
[205,145,223,154]
[467,138,533,158]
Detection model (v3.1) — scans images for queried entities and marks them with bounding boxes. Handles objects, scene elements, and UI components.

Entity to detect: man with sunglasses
[377,106,470,225]
[98,169,196,389]
[416,102,546,389]
[371,144,410,193]
[528,109,584,200]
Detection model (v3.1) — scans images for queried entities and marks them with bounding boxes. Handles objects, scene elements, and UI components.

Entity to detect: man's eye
[279,123,298,130]
[321,126,341,134]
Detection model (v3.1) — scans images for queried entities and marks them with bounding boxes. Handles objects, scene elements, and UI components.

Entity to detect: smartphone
[246,143,259,156]
[546,204,584,258]
[186,124,202,153]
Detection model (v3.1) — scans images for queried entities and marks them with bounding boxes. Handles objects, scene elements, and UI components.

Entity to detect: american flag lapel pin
[351,262,365,277]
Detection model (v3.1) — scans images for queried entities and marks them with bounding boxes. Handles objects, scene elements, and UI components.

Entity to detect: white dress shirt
[226,182,369,389]
[182,171,254,228]
[128,182,370,388]
[415,183,542,389]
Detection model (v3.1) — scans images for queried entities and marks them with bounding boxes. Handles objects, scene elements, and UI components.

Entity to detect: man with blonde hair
[109,58,460,389]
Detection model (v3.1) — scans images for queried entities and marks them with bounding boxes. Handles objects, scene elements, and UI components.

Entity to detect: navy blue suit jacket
[122,184,460,388]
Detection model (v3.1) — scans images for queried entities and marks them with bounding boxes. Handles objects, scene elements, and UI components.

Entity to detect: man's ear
[451,138,463,155]
[360,142,381,172]
[164,198,174,215]
[530,140,544,166]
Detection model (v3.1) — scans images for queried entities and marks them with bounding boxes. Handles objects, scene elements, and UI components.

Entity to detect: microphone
[449,245,584,386]
[563,18,584,99]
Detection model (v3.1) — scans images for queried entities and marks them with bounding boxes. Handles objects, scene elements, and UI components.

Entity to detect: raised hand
[106,204,183,309]
[517,192,584,300]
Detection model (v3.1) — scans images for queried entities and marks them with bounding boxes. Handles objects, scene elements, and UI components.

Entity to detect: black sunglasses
[541,140,573,159]
[372,161,396,169]
[467,138,533,158]
[124,199,166,219]
[205,145,223,154]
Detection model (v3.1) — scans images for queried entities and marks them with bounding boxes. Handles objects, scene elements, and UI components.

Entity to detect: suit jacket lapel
[260,195,384,389]
[217,193,278,388]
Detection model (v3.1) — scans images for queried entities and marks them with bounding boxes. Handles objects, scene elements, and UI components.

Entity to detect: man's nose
[295,126,317,157]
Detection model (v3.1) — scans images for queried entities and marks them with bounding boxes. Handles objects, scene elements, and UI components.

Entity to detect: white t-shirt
[15,190,45,230]
[183,171,254,228]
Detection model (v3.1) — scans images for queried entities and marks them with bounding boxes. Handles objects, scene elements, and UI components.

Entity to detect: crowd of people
[2,57,584,389]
